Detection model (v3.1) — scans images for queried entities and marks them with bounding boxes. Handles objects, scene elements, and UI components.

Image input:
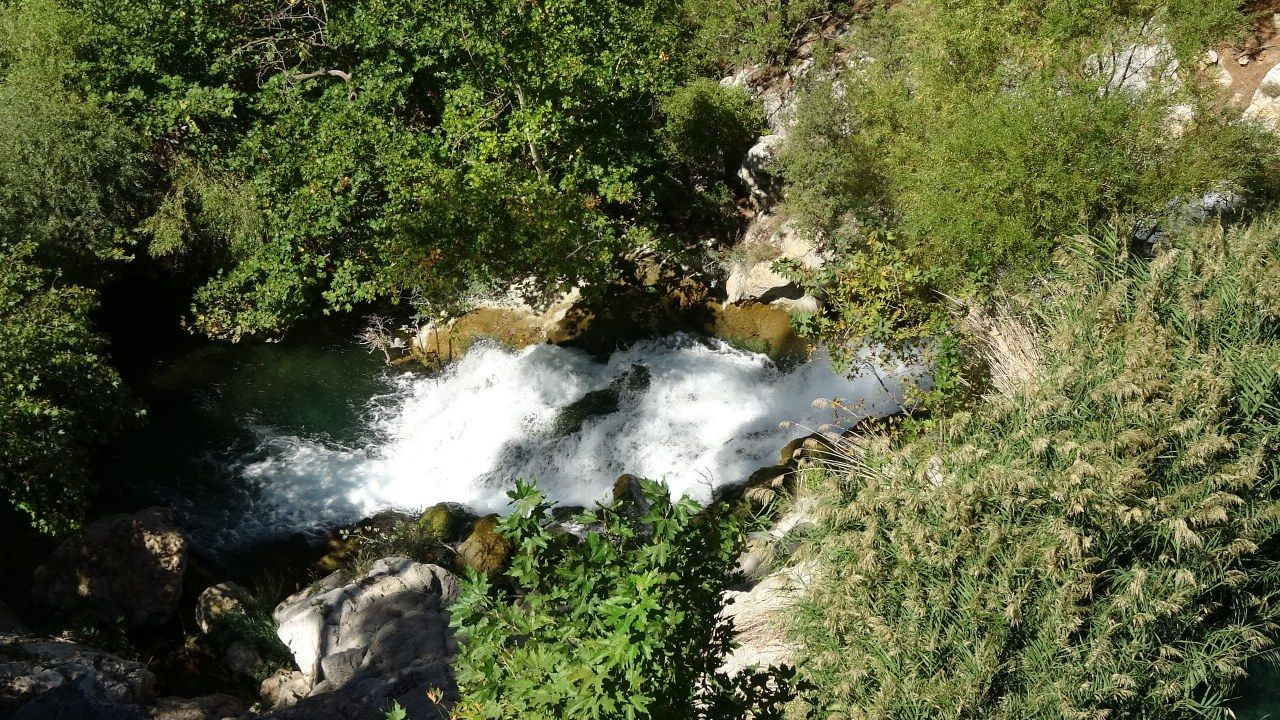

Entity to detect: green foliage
[0,0,148,277]
[683,0,836,69]
[660,77,763,218]
[0,246,135,533]
[70,0,704,338]
[778,0,1274,363]
[449,479,795,720]
[793,220,1280,718]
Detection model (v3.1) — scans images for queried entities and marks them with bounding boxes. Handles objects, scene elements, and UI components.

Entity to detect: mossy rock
[779,436,808,466]
[417,503,478,543]
[458,515,513,578]
[613,474,644,504]
[744,465,792,508]
[707,302,811,364]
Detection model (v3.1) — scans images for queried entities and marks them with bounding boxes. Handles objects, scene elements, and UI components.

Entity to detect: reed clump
[794,219,1280,719]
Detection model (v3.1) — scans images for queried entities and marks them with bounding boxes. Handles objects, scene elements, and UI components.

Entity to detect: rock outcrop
[268,557,458,720]
[1246,62,1280,127]
[32,507,187,626]
[0,632,155,719]
[725,214,827,311]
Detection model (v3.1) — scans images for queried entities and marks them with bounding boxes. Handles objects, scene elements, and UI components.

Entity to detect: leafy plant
[449,479,795,720]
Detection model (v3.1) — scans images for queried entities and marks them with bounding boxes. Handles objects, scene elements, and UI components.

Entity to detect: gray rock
[737,134,785,207]
[32,507,187,626]
[225,641,264,678]
[0,633,155,718]
[265,557,459,720]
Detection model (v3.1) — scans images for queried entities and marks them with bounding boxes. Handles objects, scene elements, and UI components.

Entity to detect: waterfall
[197,334,912,549]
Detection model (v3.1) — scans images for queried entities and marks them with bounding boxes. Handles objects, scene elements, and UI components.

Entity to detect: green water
[99,318,399,554]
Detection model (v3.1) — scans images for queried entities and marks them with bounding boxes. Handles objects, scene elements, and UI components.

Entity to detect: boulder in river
[269,557,459,719]
[456,515,512,578]
[31,507,187,626]
[416,502,478,543]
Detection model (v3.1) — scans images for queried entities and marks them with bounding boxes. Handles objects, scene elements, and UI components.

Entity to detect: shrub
[793,220,1280,718]
[661,78,763,190]
[777,0,1275,364]
[0,246,136,533]
[684,0,837,69]
[448,479,795,720]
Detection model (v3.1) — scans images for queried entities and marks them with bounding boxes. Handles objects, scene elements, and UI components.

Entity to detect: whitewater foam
[207,334,912,548]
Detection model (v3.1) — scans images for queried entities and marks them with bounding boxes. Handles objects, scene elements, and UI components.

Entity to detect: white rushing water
[214,334,912,547]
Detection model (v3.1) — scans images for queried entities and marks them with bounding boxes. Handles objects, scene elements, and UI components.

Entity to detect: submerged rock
[268,557,458,720]
[32,507,187,626]
[551,364,651,436]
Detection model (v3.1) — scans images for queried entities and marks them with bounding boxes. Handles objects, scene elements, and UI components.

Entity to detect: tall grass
[792,219,1280,719]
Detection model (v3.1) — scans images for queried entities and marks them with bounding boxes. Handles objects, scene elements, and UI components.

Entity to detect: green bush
[777,0,1274,363]
[0,246,136,533]
[661,78,762,190]
[793,219,1280,718]
[684,0,836,69]
[448,479,795,720]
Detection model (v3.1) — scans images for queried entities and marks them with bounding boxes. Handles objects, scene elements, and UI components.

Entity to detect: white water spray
[213,334,911,548]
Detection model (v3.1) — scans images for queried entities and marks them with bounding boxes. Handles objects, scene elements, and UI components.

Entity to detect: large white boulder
[726,214,828,307]
[268,557,458,720]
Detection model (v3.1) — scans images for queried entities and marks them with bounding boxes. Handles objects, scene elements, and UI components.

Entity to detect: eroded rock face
[32,507,187,626]
[725,214,828,308]
[268,557,459,720]
[738,134,785,208]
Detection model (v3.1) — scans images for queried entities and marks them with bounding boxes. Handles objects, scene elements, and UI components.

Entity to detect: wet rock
[32,507,187,626]
[551,365,652,436]
[195,583,250,636]
[267,557,458,720]
[709,303,810,363]
[416,503,478,543]
[457,516,512,578]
